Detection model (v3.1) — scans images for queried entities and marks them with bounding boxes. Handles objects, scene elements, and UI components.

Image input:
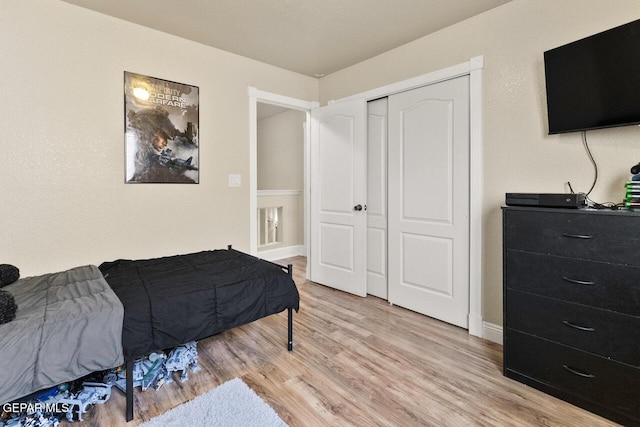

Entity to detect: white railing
[257,190,302,251]
[258,206,282,247]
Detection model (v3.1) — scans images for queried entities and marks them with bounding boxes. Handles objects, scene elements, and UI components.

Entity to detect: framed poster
[124,72,199,183]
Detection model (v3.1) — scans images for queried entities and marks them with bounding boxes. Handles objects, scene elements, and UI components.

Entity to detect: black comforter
[99,249,299,360]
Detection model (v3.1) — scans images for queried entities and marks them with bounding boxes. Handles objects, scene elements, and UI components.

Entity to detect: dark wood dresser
[503,206,640,426]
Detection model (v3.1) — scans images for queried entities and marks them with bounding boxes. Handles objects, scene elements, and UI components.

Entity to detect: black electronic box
[505,193,586,208]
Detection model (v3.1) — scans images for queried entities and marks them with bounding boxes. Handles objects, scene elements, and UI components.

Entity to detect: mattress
[99,249,300,360]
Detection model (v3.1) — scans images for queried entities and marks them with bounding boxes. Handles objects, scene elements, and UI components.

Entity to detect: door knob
[354,204,363,211]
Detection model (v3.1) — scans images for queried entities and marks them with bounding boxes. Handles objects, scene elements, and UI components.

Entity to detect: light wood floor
[81,256,618,426]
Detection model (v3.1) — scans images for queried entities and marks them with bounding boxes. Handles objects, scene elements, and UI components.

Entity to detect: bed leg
[287,264,294,351]
[288,307,293,351]
[126,359,134,422]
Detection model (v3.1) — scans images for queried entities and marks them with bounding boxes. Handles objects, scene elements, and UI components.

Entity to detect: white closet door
[388,76,470,328]
[309,99,367,297]
[366,98,388,299]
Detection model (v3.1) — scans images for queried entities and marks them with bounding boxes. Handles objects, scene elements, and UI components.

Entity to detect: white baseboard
[482,321,503,345]
[257,245,306,261]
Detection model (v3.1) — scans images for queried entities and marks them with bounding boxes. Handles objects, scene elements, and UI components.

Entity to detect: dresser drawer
[503,209,640,265]
[506,290,640,366]
[505,250,640,315]
[505,330,640,421]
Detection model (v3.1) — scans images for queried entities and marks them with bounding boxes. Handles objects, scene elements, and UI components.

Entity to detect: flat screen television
[544,19,640,134]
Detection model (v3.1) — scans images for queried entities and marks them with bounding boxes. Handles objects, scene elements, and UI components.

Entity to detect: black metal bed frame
[124,245,295,422]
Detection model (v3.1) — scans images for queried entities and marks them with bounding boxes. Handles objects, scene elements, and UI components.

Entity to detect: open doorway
[248,87,317,264]
[256,103,306,259]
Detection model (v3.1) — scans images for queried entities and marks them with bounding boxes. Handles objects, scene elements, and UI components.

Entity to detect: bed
[1,246,300,422]
[99,246,300,421]
[0,265,125,405]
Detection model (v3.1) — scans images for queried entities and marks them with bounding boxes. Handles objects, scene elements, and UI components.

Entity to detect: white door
[310,99,367,296]
[366,98,388,299]
[388,76,470,328]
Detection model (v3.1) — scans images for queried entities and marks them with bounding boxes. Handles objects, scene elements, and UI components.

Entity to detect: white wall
[320,0,640,325]
[0,0,318,276]
[257,109,305,190]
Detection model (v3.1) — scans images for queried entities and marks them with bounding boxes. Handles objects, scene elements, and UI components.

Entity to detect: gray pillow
[0,289,17,324]
[0,264,19,288]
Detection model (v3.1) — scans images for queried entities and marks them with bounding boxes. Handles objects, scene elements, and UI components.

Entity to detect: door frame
[331,56,484,337]
[247,87,319,268]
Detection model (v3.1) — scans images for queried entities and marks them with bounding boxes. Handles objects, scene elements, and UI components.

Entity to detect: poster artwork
[124,72,199,183]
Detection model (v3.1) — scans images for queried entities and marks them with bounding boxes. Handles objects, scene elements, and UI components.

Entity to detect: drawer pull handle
[562,277,595,286]
[562,233,593,239]
[562,364,595,378]
[562,320,595,332]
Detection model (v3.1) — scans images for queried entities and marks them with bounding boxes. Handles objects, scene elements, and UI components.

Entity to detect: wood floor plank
[69,256,618,426]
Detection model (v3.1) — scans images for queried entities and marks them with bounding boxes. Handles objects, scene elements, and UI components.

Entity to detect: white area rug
[139,378,288,427]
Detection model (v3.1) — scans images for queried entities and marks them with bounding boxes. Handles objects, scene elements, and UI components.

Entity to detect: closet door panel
[388,76,470,328]
[401,99,453,224]
[367,98,388,299]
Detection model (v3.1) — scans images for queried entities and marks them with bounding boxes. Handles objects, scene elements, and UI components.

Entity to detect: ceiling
[61,0,512,77]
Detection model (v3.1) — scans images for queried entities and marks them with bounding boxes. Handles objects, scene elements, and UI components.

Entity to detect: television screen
[544,19,640,134]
